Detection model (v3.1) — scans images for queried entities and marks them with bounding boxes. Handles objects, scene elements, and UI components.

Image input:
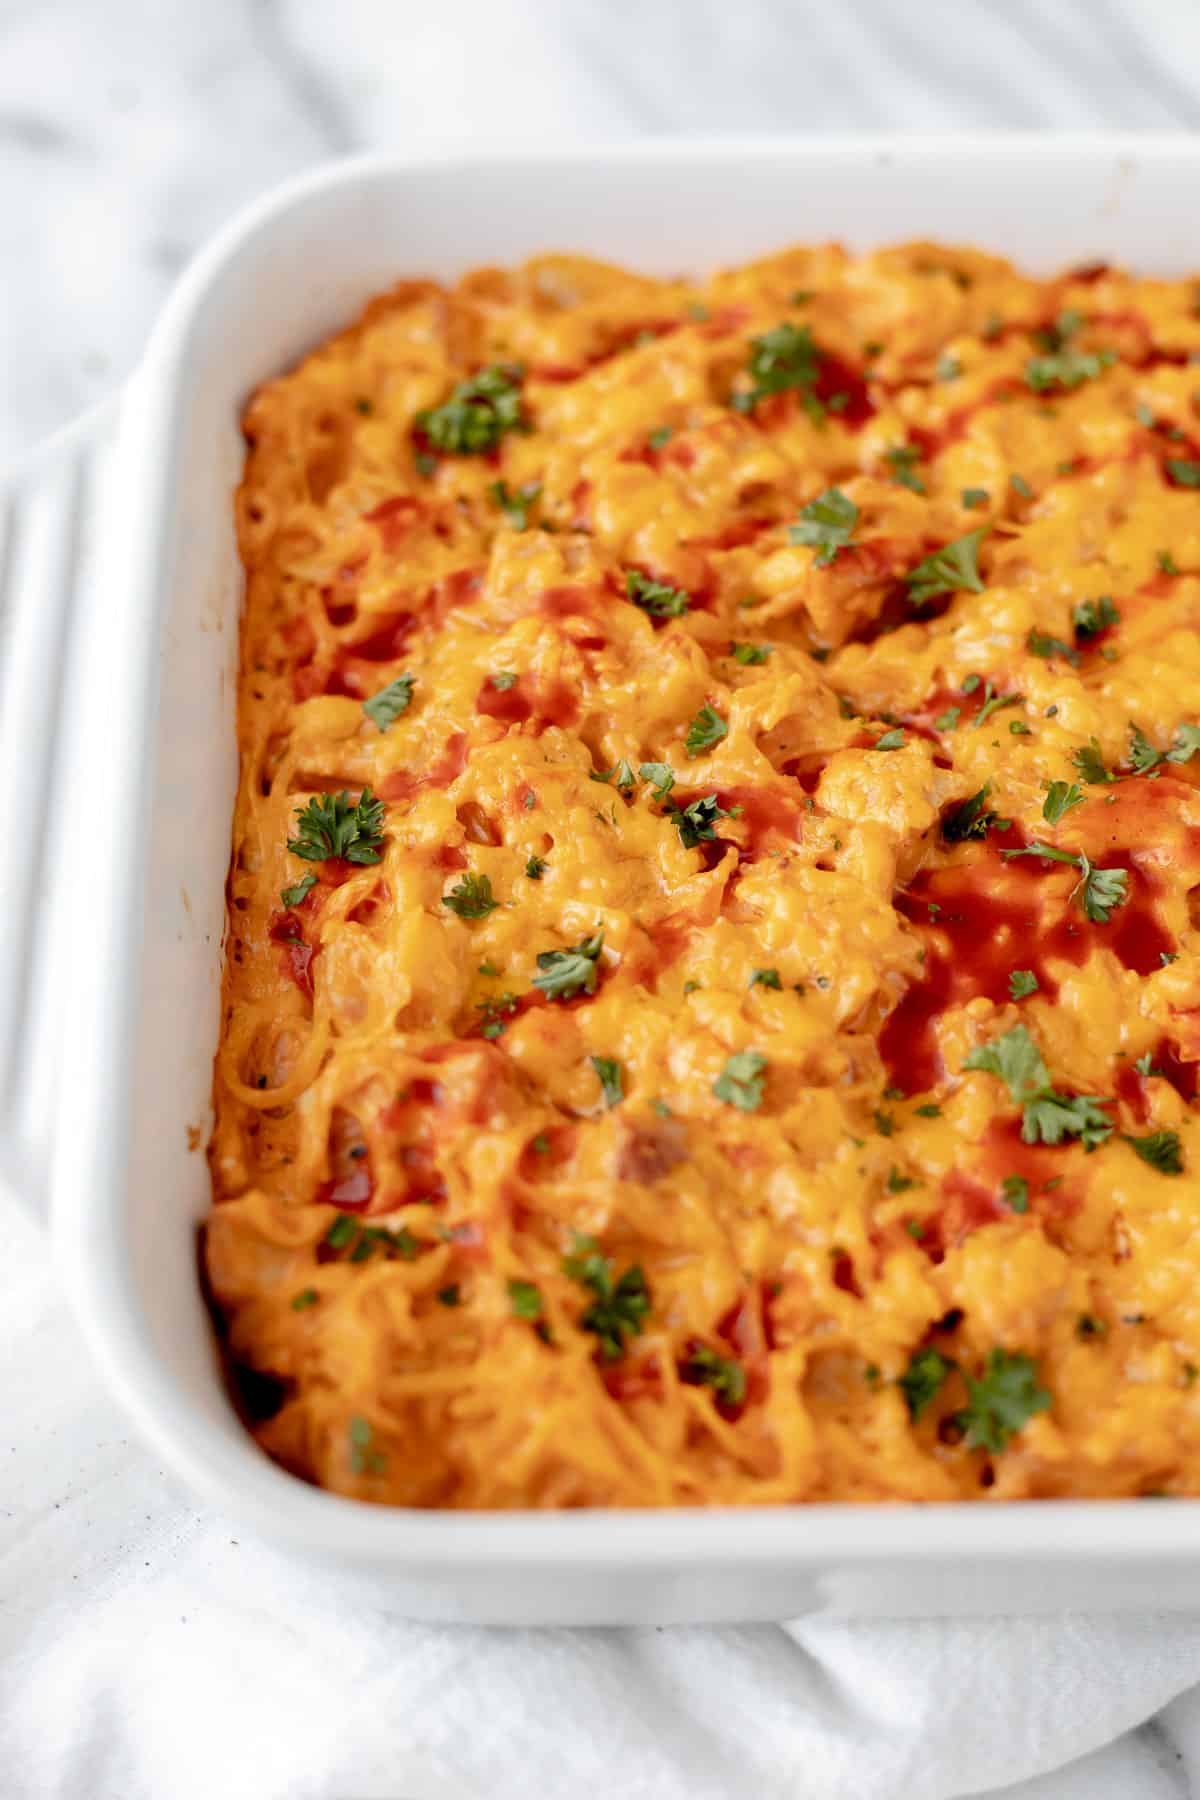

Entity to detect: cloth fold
[2,1203,1199,1800]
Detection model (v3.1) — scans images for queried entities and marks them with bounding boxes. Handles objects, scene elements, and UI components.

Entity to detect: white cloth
[0,1198,1197,1800]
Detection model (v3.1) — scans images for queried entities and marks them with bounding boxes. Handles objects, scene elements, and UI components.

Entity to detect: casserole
[10,135,1200,1619]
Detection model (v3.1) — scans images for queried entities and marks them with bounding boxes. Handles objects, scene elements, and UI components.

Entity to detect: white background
[4,2,1200,1795]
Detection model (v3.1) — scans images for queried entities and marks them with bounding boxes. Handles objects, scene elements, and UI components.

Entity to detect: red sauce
[717,1284,771,1405]
[377,731,468,802]
[688,516,773,551]
[813,351,875,428]
[517,1124,577,1181]
[700,784,806,861]
[880,845,1173,1094]
[604,1357,664,1403]
[364,494,426,552]
[927,1118,1083,1256]
[476,674,579,731]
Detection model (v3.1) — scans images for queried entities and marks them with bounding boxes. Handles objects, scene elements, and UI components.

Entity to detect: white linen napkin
[2,1198,1199,1800]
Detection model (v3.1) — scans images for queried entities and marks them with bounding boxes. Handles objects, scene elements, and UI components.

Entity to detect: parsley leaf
[362,672,416,729]
[1128,726,1163,773]
[525,854,547,880]
[885,444,926,493]
[563,1236,649,1360]
[1073,595,1119,640]
[750,967,782,990]
[416,363,526,454]
[713,1050,767,1111]
[1124,1130,1184,1175]
[532,932,604,1001]
[1072,738,1114,784]
[1010,472,1034,499]
[788,487,859,566]
[961,487,990,508]
[732,322,823,418]
[280,872,317,909]
[685,704,729,757]
[288,788,385,865]
[291,1288,318,1311]
[348,1416,387,1475]
[1027,629,1079,666]
[1166,459,1200,488]
[1025,348,1115,393]
[490,478,541,529]
[638,761,676,801]
[1042,780,1084,823]
[934,706,961,731]
[731,641,771,665]
[442,872,499,919]
[873,729,907,751]
[974,683,1023,729]
[626,568,692,618]
[681,1344,747,1407]
[665,793,741,848]
[962,1022,1050,1101]
[956,1350,1050,1452]
[906,529,988,605]
[490,671,518,691]
[508,1279,544,1320]
[1009,969,1039,1000]
[1002,1173,1030,1212]
[1166,724,1200,765]
[590,1055,624,1108]
[477,991,519,1039]
[942,784,997,843]
[591,759,637,791]
[1001,843,1129,923]
[900,1346,952,1420]
[1023,1090,1114,1150]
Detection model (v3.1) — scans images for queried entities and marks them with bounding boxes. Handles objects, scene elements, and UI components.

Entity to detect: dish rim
[51,131,1200,1569]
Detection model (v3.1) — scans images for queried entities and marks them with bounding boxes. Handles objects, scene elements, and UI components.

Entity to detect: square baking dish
[9,135,1200,1624]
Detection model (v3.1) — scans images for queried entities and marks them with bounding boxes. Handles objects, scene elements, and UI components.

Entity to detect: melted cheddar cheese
[207,242,1200,1508]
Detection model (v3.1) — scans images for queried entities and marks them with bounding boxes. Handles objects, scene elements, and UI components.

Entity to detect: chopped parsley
[884,444,926,493]
[731,641,771,665]
[591,759,637,791]
[684,704,729,757]
[437,1283,460,1307]
[906,529,988,605]
[1025,347,1115,393]
[348,1416,387,1475]
[532,932,604,1001]
[288,787,385,865]
[1010,472,1034,499]
[666,792,742,848]
[1166,459,1200,488]
[732,321,823,418]
[961,487,990,508]
[362,672,417,731]
[1159,549,1181,576]
[490,478,542,529]
[415,363,526,454]
[974,683,1023,729]
[442,872,500,919]
[1073,595,1119,640]
[1009,970,1039,1000]
[873,729,906,751]
[957,1350,1050,1452]
[647,425,674,450]
[899,1346,952,1420]
[563,1235,649,1361]
[590,1055,624,1108]
[525,854,547,880]
[887,1166,917,1193]
[964,1024,1113,1150]
[280,872,317,909]
[1124,1130,1184,1175]
[935,353,962,382]
[1072,738,1114,784]
[942,784,997,843]
[325,1215,420,1263]
[712,1050,767,1112]
[507,1279,544,1321]
[788,487,859,566]
[1027,629,1079,666]
[477,992,519,1039]
[681,1344,747,1407]
[626,568,692,618]
[291,1288,318,1311]
[1001,842,1129,923]
[490,671,518,691]
[1042,780,1085,824]
[1002,1174,1030,1213]
[749,967,782,990]
[639,762,676,801]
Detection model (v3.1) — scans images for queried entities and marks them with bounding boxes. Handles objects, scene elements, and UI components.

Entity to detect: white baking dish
[8,135,1200,1624]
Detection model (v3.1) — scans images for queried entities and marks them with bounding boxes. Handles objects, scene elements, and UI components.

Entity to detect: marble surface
[5,0,1200,462]
[4,4,1200,1797]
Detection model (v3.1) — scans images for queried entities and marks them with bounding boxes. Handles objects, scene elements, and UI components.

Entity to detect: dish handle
[0,396,122,1221]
